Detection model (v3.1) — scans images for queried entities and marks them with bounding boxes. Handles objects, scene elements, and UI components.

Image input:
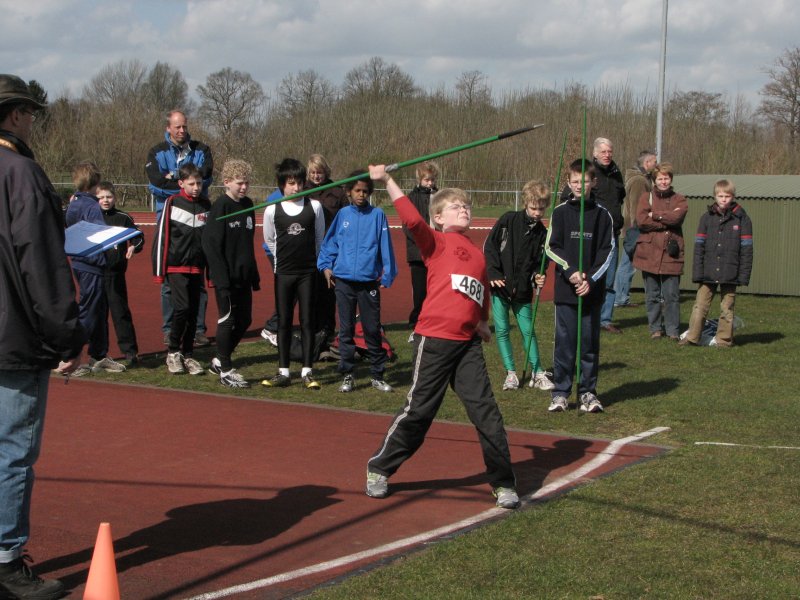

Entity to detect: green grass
[91,294,800,598]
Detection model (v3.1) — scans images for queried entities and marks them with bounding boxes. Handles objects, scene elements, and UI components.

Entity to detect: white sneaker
[261,329,278,346]
[502,371,519,390]
[365,471,389,498]
[208,357,222,375]
[580,392,604,413]
[220,368,250,388]
[492,487,520,509]
[530,371,555,391]
[166,352,185,374]
[548,395,569,412]
[183,356,205,376]
[90,356,126,373]
[340,374,355,393]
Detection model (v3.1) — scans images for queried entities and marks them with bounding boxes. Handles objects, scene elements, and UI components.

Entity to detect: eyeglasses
[444,203,471,213]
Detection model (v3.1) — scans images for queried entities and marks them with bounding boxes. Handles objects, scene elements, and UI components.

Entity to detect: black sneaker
[0,555,65,600]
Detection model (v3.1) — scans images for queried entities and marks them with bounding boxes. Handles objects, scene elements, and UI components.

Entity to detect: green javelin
[219,124,545,220]
[576,106,588,406]
[520,128,568,385]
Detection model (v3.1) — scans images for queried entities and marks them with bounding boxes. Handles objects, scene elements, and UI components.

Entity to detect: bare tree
[144,62,191,113]
[759,47,800,147]
[84,59,148,106]
[197,67,266,136]
[276,69,337,117]
[668,90,729,125]
[455,70,492,106]
[342,57,417,99]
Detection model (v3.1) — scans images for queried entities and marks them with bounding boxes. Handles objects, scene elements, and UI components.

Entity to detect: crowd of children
[61,145,753,509]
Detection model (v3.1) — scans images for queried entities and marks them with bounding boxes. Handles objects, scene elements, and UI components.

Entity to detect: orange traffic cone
[83,522,120,600]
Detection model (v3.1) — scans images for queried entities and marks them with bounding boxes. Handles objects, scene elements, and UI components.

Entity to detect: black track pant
[214,286,253,371]
[368,335,515,489]
[167,273,202,356]
[104,271,138,356]
[275,271,315,368]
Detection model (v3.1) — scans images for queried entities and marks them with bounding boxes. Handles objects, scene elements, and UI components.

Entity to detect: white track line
[182,426,670,600]
[695,441,800,451]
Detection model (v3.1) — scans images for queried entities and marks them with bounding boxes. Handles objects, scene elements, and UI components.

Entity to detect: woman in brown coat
[632,163,688,339]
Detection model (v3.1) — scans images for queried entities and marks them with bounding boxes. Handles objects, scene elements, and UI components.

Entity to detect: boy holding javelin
[365,164,519,509]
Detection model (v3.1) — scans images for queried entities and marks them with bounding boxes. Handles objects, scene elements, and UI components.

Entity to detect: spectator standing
[402,161,439,341]
[145,110,213,346]
[616,150,657,308]
[0,73,85,600]
[97,181,144,367]
[65,162,126,376]
[590,138,626,333]
[632,162,688,340]
[679,180,753,347]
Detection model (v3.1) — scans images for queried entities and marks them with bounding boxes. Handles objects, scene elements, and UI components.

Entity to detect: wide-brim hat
[0,74,46,109]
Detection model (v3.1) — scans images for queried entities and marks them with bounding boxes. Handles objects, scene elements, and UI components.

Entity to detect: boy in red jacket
[364,164,519,509]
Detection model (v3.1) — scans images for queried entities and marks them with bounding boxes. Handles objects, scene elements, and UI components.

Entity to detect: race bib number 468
[451,274,484,306]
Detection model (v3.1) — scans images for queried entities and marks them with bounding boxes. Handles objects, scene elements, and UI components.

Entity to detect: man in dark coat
[0,73,85,600]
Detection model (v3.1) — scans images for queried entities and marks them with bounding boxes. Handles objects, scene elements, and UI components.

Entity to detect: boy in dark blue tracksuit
[545,159,614,413]
[317,171,397,393]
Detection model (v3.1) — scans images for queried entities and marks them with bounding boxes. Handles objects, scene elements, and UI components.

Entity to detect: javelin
[576,106,587,407]
[520,128,568,385]
[219,124,544,220]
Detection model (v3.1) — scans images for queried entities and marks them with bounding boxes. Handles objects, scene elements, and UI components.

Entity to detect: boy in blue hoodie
[65,162,126,375]
[317,171,397,393]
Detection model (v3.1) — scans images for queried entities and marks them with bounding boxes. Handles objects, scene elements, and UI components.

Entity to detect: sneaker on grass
[530,371,554,391]
[340,373,355,393]
[302,373,321,390]
[90,356,126,373]
[548,395,569,412]
[492,487,520,509]
[69,364,92,378]
[371,379,393,392]
[194,333,210,347]
[260,328,278,346]
[208,357,222,375]
[183,356,205,376]
[365,471,389,498]
[220,368,250,388]
[502,371,519,391]
[166,352,185,374]
[0,555,64,600]
[261,373,290,387]
[579,392,604,413]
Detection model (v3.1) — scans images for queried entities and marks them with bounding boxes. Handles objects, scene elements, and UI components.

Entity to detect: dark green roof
[673,175,800,199]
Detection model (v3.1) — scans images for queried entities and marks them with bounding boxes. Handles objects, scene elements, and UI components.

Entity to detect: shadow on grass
[734,331,784,346]
[37,485,341,593]
[602,377,681,408]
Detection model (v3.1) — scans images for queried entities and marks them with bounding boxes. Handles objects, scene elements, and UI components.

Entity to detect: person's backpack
[288,329,330,363]
[329,317,396,362]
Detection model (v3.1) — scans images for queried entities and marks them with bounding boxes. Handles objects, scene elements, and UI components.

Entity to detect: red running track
[32,379,667,599]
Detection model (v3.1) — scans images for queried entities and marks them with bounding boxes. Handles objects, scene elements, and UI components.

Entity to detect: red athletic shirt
[395,196,490,341]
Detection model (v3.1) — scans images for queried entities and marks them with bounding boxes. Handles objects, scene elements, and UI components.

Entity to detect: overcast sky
[2,0,797,108]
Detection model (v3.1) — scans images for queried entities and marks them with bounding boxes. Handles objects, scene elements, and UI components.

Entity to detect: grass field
[92,293,800,598]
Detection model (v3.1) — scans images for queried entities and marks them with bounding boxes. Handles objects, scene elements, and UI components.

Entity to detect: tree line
[26,50,800,207]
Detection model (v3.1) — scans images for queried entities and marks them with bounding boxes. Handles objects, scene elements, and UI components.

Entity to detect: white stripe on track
[181,426,670,600]
[695,441,800,451]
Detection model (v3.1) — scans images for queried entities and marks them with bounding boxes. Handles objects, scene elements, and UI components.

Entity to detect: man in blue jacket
[145,110,213,345]
[317,172,397,393]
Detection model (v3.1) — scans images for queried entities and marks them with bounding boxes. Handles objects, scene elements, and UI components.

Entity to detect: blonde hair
[714,179,736,197]
[222,159,253,182]
[416,160,440,182]
[307,154,332,179]
[429,188,470,231]
[521,179,550,208]
[72,161,101,192]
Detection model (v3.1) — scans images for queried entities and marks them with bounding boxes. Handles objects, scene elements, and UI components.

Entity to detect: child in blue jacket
[317,171,397,393]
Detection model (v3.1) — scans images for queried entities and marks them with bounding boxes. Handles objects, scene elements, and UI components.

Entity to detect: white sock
[279,367,290,377]
[301,367,312,377]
